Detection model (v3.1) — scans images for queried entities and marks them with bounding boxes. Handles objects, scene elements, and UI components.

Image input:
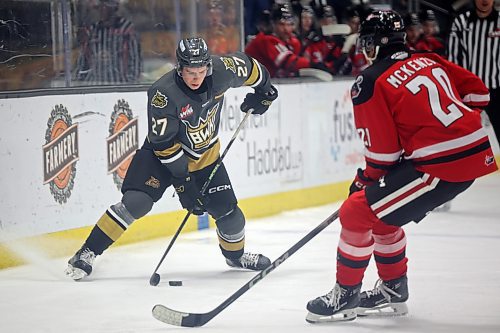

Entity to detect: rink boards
[1,78,498,268]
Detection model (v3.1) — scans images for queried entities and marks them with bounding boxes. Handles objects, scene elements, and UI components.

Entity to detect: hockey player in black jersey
[66,37,278,280]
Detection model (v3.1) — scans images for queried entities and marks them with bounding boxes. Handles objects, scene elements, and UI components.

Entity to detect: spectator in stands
[316,4,337,25]
[244,0,273,41]
[310,0,354,24]
[316,5,344,73]
[297,6,327,68]
[335,6,369,76]
[74,0,142,85]
[415,9,445,55]
[223,0,242,52]
[403,12,423,51]
[244,10,272,61]
[203,1,231,55]
[245,4,310,78]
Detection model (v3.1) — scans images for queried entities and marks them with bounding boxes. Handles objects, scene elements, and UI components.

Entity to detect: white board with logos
[0,80,365,239]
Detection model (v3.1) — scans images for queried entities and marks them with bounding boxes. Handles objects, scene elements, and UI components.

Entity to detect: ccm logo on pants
[208,184,232,194]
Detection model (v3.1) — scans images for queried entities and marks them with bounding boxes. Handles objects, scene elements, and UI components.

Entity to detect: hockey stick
[149,110,254,286]
[152,209,340,326]
[321,24,351,36]
[298,68,334,82]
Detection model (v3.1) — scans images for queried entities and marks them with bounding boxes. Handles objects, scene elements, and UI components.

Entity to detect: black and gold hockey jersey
[145,52,272,177]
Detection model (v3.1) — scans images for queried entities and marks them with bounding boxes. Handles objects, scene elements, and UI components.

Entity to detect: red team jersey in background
[245,33,310,77]
[351,51,498,182]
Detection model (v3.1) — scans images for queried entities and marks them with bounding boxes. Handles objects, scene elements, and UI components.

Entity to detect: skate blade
[306,309,357,323]
[356,302,408,317]
[65,264,88,281]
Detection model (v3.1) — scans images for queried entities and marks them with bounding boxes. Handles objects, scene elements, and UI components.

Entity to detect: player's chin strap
[362,45,380,65]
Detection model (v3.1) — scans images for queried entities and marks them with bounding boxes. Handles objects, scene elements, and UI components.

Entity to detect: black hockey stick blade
[152,209,340,327]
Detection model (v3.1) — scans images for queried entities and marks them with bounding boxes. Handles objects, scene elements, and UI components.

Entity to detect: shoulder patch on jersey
[391,51,409,60]
[219,56,237,74]
[351,75,363,99]
[151,90,168,108]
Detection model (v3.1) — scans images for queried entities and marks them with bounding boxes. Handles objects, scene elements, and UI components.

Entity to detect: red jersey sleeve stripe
[405,128,488,159]
[364,149,402,163]
[462,92,490,104]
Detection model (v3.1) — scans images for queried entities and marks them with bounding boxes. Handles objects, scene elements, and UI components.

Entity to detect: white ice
[1,173,500,333]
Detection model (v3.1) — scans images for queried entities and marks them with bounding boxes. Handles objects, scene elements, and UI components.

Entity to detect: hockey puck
[168,280,183,286]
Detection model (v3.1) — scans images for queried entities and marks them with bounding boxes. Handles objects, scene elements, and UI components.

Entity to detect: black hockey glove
[172,174,209,216]
[348,168,375,196]
[240,84,278,115]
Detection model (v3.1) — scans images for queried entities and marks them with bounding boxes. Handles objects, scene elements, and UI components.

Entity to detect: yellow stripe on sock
[218,236,245,252]
[96,213,125,242]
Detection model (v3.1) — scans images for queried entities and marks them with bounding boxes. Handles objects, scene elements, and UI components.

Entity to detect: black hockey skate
[65,246,96,281]
[356,275,408,316]
[226,252,271,271]
[306,283,361,323]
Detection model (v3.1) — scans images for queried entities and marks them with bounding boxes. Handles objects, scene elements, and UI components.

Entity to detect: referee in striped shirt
[448,0,500,146]
[74,0,142,85]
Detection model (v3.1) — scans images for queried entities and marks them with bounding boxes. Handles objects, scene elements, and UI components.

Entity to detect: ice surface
[1,173,499,333]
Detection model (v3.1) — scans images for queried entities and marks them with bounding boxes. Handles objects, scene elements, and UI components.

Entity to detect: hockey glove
[172,174,209,216]
[348,168,375,196]
[240,84,278,115]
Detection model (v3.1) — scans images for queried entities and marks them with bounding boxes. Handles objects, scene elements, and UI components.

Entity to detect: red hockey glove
[348,168,375,196]
[172,174,209,215]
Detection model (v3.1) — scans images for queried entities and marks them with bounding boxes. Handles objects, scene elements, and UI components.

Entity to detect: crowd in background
[243,0,446,78]
[0,0,498,91]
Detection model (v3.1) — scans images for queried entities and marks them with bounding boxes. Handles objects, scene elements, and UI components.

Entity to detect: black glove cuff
[255,84,278,100]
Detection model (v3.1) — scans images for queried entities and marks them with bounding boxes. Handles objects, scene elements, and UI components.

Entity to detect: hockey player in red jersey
[415,9,445,56]
[306,10,498,323]
[245,4,310,78]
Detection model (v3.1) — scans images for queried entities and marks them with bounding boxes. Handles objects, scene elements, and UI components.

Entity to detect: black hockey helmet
[403,12,421,28]
[419,9,436,23]
[175,37,212,76]
[271,3,294,22]
[359,10,406,61]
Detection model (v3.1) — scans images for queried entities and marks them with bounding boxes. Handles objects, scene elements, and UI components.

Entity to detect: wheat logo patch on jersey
[145,176,160,189]
[220,56,237,74]
[151,90,168,108]
[42,104,79,204]
[183,103,219,149]
[107,99,139,190]
[179,104,194,119]
[351,75,363,99]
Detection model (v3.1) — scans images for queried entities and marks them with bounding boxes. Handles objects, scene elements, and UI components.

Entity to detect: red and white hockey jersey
[351,51,497,182]
[245,33,310,78]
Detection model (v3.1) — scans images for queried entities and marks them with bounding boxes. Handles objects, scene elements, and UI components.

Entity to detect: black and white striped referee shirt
[75,16,142,84]
[448,8,500,90]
